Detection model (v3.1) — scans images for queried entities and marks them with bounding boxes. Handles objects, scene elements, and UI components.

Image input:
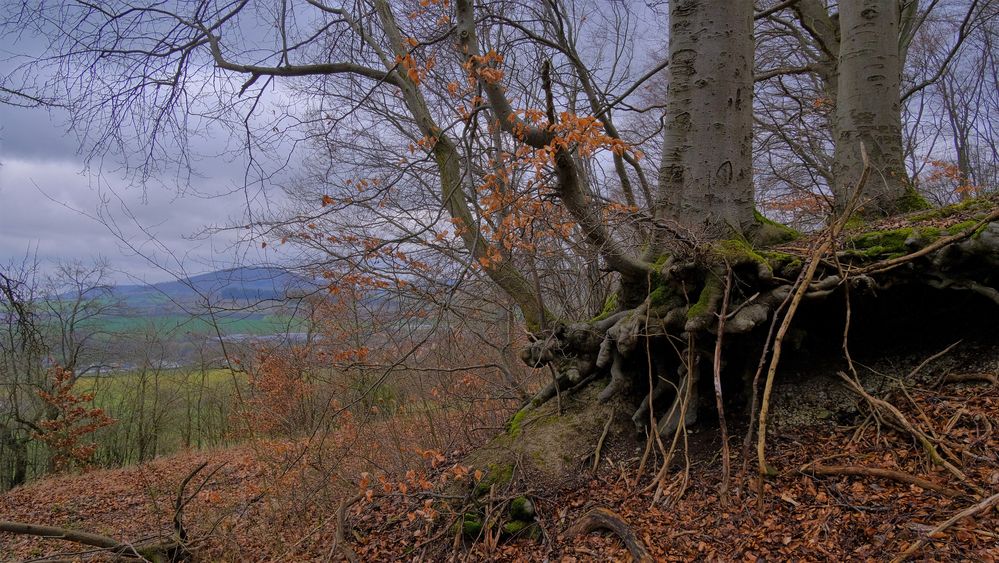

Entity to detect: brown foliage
[33,365,116,471]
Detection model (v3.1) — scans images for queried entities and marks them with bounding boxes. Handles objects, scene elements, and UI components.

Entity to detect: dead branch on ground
[800,464,965,498]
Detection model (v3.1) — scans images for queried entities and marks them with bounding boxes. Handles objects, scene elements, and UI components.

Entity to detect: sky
[0,79,278,285]
[0,0,662,286]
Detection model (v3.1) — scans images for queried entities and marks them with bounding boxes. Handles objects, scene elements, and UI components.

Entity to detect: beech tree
[755,0,994,216]
[3,0,998,495]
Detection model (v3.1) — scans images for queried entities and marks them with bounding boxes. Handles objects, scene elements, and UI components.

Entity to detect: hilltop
[109,267,315,309]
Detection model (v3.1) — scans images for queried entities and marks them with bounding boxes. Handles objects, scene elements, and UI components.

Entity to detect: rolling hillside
[70,267,315,340]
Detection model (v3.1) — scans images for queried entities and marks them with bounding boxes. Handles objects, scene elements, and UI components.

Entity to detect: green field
[77,367,249,465]
[82,313,305,337]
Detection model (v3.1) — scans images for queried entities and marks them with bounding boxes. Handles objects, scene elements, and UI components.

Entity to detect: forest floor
[2,336,998,562]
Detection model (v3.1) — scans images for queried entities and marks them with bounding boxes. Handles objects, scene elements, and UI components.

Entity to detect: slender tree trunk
[833,0,913,215]
[658,0,755,236]
[1,433,29,489]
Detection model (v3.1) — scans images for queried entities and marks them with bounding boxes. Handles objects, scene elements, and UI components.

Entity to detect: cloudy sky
[0,1,662,287]
[0,87,281,285]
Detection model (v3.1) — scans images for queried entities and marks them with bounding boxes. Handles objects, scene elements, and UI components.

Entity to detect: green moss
[946,220,977,233]
[752,209,801,245]
[591,292,619,322]
[713,238,769,267]
[502,520,528,535]
[651,254,671,272]
[509,496,534,520]
[895,186,931,213]
[506,408,529,438]
[847,227,914,258]
[687,276,722,321]
[944,219,988,237]
[648,285,673,308]
[846,225,948,259]
[843,214,867,230]
[454,513,483,537]
[760,250,803,278]
[474,463,514,496]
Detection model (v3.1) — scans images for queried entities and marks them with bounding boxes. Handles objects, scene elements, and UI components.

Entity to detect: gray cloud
[0,153,276,284]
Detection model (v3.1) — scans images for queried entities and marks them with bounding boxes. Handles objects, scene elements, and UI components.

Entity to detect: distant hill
[52,267,316,341]
[111,266,316,308]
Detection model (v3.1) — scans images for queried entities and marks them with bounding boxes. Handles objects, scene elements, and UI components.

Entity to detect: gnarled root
[657,357,699,438]
[564,507,654,563]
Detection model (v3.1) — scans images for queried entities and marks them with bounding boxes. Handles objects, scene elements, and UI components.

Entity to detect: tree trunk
[833,0,913,215]
[658,0,755,236]
[2,433,29,489]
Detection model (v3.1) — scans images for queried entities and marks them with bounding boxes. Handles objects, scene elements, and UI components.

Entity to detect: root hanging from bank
[491,195,999,507]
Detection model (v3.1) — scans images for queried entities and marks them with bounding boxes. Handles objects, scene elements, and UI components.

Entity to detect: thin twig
[800,464,964,498]
[592,411,615,473]
[756,143,870,500]
[892,492,999,562]
[713,265,733,506]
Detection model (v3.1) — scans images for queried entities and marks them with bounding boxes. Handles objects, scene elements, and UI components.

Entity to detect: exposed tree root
[857,207,999,276]
[800,464,965,498]
[504,194,998,508]
[712,266,733,505]
[564,507,654,563]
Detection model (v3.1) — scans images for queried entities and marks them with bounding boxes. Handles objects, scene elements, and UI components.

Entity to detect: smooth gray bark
[658,0,756,236]
[833,0,913,214]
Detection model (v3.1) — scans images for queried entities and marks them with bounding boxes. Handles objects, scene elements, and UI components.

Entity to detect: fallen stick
[942,372,998,386]
[334,493,364,563]
[892,492,999,562]
[0,520,175,560]
[800,464,964,498]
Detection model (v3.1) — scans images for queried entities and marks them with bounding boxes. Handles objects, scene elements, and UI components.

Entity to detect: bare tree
[0,258,117,489]
[3,1,997,490]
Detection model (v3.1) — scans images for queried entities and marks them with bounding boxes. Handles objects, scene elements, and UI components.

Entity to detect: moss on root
[752,209,800,245]
[760,250,803,278]
[846,228,918,258]
[648,284,674,308]
[845,225,955,259]
[591,292,619,322]
[712,238,770,268]
[687,275,723,322]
